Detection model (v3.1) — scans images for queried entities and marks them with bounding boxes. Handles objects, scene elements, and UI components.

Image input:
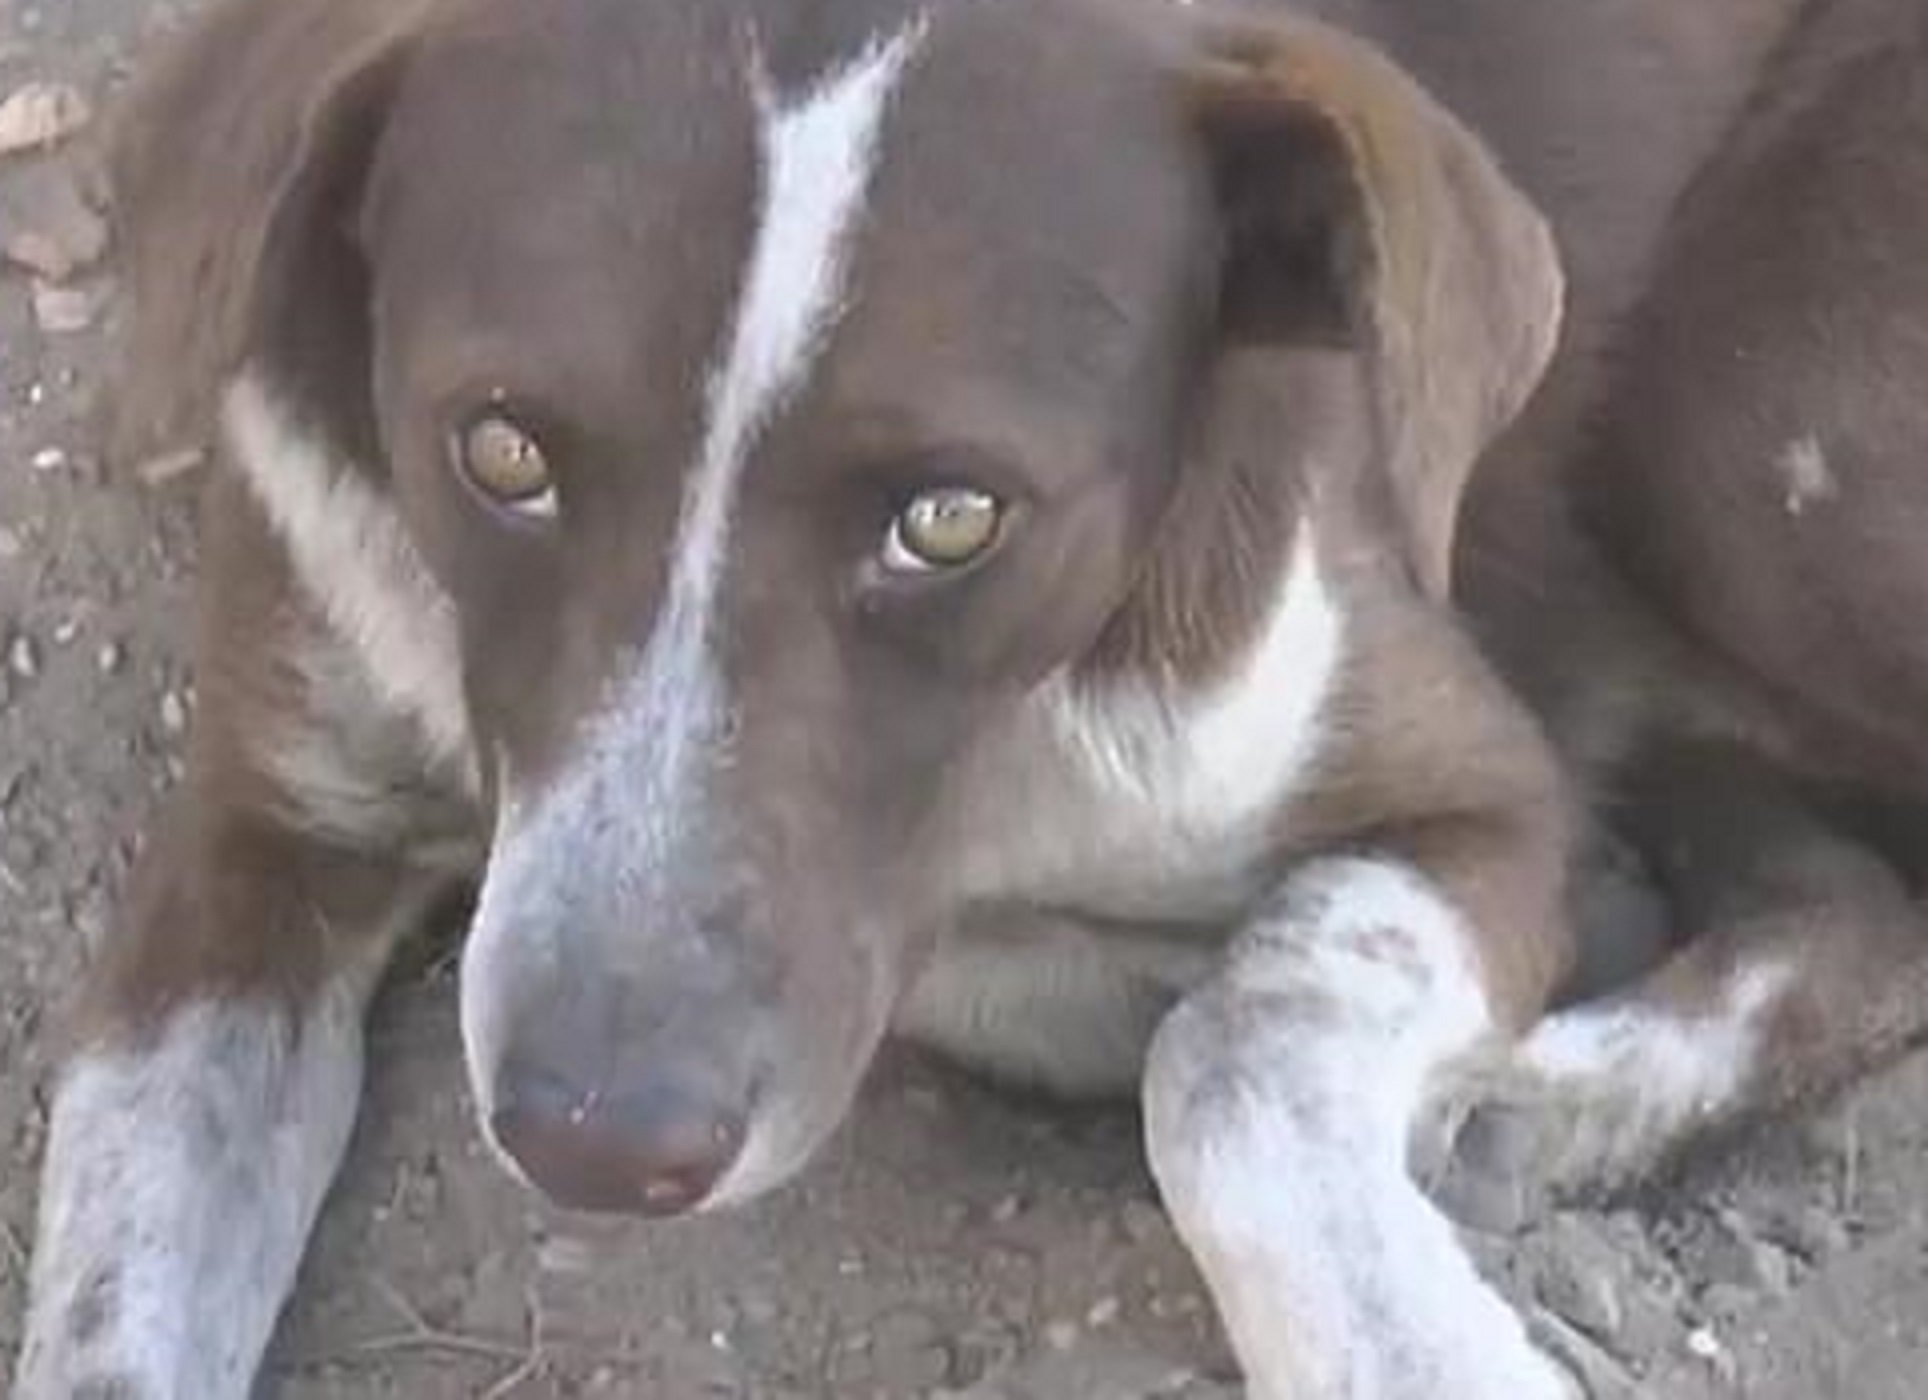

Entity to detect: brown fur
[1460,0,1928,1144]
[108,0,450,465]
[24,0,1928,1395]
[1190,19,1562,598]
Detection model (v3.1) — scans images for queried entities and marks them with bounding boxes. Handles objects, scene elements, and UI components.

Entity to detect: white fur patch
[1777,433,1837,516]
[461,25,924,1191]
[1057,524,1340,836]
[16,991,368,1400]
[959,523,1342,920]
[1516,957,1797,1148]
[679,23,927,614]
[1145,858,1573,1400]
[613,16,926,807]
[914,527,1344,1097]
[1181,860,1494,1177]
[224,375,474,781]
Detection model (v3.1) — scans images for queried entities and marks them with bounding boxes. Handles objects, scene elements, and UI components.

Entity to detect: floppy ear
[1161,16,1563,612]
[107,0,438,465]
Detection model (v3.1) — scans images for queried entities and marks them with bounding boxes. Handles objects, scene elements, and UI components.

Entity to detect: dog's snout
[490,1060,748,1217]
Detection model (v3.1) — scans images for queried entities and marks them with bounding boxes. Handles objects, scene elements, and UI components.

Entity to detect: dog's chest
[949,534,1345,925]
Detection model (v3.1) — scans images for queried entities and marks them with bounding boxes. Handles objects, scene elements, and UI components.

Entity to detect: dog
[15,0,1928,1396]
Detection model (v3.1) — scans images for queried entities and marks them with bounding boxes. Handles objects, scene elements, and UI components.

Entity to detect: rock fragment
[0,81,91,156]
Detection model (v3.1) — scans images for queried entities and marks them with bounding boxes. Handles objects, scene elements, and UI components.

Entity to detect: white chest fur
[900,526,1347,1090]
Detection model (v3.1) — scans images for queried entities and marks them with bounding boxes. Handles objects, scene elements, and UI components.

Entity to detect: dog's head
[117,0,1559,1215]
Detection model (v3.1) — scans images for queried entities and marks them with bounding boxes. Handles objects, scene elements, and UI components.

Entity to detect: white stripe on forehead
[483,24,921,820]
[628,18,924,782]
[467,21,927,1106]
[667,20,926,637]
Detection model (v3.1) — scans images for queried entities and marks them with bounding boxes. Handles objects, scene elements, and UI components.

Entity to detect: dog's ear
[108,0,438,464]
[1137,16,1563,644]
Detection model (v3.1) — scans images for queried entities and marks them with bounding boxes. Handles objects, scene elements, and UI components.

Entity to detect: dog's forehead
[370,0,1199,316]
[366,1,759,385]
[381,0,1174,185]
[821,5,1210,441]
[364,0,1211,528]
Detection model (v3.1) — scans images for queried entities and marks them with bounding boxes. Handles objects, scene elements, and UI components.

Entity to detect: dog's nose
[489,1063,747,1217]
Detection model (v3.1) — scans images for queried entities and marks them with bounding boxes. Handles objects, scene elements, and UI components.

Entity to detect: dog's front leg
[14,801,450,1400]
[1144,852,1575,1400]
[14,489,471,1400]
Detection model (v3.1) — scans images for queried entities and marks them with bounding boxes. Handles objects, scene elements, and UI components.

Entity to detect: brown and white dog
[15,0,1928,1396]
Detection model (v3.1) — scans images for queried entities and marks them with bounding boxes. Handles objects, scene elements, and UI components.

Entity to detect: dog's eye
[457,413,557,520]
[882,486,1003,573]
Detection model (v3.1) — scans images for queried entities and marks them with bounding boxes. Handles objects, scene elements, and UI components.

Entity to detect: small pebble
[159,690,188,734]
[135,447,207,488]
[0,80,92,155]
[0,166,111,281]
[30,446,66,472]
[1684,1324,1738,1383]
[95,641,123,674]
[9,634,39,678]
[32,277,110,334]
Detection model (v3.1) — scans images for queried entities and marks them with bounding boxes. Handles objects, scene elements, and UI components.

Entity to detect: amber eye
[882,486,1003,573]
[456,412,557,520]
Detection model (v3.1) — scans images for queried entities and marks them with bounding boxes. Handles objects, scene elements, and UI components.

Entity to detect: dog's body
[15,0,1928,1397]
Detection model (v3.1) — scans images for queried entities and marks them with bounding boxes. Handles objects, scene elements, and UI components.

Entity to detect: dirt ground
[3,2,1927,1397]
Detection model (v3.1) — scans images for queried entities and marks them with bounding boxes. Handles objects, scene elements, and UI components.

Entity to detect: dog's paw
[1418,1039,1703,1234]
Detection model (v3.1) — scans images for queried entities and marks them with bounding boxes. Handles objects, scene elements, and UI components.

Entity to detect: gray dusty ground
[2,3,1926,1397]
